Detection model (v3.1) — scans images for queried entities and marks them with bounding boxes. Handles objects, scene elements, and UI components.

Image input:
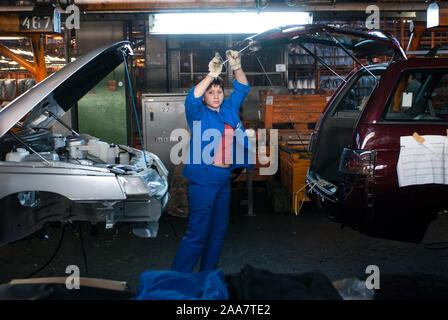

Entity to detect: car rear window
[331,71,381,118]
[382,69,448,122]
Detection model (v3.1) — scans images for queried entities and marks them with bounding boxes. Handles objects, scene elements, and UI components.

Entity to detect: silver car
[0,41,170,246]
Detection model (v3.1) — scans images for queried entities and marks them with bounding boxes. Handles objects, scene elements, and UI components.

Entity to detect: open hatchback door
[242,25,448,243]
[244,24,407,63]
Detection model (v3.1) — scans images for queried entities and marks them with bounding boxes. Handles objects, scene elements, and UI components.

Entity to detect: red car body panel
[246,24,447,242]
[325,59,448,242]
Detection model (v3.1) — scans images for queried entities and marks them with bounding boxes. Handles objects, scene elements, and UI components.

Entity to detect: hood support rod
[121,48,148,169]
[325,32,378,83]
[45,111,80,137]
[297,43,347,83]
[8,131,51,165]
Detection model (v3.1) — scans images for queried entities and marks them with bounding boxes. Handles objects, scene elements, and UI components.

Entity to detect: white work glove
[226,49,241,71]
[208,53,223,78]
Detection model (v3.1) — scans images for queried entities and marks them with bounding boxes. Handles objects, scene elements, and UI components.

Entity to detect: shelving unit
[124,19,146,91]
[287,44,354,95]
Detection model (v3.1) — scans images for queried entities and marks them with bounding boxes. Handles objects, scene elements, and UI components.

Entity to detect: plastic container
[106,145,119,163]
[97,141,109,162]
[6,148,30,162]
[87,138,100,158]
[119,151,130,165]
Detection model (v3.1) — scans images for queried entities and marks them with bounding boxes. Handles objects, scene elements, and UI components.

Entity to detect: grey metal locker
[142,93,188,177]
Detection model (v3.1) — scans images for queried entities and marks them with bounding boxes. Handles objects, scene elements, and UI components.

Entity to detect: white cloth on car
[397,135,448,187]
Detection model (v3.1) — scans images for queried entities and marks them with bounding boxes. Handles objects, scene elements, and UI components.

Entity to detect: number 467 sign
[19,5,80,33]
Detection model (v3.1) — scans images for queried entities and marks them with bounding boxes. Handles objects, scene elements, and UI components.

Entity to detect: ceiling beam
[74,0,256,12]
[265,2,428,12]
[0,1,429,14]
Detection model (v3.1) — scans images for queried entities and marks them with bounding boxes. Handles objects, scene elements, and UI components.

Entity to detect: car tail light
[339,148,376,175]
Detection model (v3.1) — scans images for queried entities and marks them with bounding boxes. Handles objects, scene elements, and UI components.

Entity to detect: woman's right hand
[208,53,223,79]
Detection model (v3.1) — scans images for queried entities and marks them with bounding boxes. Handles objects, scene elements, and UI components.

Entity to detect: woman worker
[171,50,254,273]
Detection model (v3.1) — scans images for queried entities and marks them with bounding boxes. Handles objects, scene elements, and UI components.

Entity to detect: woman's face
[204,85,224,109]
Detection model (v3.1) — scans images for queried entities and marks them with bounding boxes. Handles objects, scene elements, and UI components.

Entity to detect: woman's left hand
[226,50,241,71]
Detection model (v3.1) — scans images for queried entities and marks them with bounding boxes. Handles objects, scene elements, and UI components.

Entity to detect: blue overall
[171,79,253,273]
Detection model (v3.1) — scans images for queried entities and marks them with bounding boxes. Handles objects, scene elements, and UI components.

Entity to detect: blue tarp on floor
[136,269,229,300]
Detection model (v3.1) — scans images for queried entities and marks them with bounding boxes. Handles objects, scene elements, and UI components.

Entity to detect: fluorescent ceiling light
[149,12,312,34]
[0,36,26,40]
[10,49,33,57]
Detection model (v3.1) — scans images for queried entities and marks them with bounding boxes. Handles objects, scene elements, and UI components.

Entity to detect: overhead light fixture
[0,36,26,40]
[10,49,33,57]
[149,12,313,34]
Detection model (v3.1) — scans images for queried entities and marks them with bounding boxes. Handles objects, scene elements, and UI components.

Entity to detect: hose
[121,50,148,168]
[24,224,66,279]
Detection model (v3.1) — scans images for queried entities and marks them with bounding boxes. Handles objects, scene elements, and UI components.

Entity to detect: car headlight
[140,168,168,199]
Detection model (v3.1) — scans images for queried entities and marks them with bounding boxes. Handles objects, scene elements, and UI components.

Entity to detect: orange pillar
[28,33,47,82]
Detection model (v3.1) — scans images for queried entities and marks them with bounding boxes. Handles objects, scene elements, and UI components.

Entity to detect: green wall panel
[78,63,127,145]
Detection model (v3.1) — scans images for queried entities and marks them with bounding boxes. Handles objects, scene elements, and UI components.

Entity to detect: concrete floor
[1,185,448,299]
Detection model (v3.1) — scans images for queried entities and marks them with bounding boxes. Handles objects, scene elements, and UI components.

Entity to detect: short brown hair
[206,76,224,92]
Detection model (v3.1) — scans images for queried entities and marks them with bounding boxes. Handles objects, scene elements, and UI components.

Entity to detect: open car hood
[244,24,407,61]
[0,41,133,138]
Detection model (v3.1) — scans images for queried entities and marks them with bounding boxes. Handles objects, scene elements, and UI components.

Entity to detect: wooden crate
[279,142,311,214]
[277,129,311,146]
[259,90,328,133]
[233,145,276,182]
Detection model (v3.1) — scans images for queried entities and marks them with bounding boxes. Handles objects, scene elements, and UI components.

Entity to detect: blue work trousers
[171,165,231,273]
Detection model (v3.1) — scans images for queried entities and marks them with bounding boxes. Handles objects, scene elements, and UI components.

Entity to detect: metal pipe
[220,43,252,65]
[8,131,51,165]
[74,0,255,11]
[45,111,80,137]
[29,33,48,82]
[325,32,377,83]
[298,43,347,83]
[0,43,36,74]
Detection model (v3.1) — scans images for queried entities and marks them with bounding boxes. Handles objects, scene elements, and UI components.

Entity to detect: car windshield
[382,69,448,122]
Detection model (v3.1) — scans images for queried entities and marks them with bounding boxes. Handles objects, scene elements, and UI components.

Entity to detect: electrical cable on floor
[293,179,324,215]
[78,222,89,276]
[24,224,66,279]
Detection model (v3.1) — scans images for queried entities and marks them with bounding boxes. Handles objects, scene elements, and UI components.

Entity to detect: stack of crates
[259,89,329,133]
[279,142,311,214]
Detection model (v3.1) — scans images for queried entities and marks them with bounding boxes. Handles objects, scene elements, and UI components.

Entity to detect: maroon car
[245,25,448,242]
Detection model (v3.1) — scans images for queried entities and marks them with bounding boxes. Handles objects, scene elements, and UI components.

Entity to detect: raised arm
[226,50,248,85]
[234,68,248,86]
[226,50,250,111]
[194,53,223,98]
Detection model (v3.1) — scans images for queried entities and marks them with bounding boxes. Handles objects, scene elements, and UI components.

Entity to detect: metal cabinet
[142,93,188,178]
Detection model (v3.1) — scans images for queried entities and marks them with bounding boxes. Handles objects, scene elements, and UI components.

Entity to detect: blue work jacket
[182,79,255,185]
